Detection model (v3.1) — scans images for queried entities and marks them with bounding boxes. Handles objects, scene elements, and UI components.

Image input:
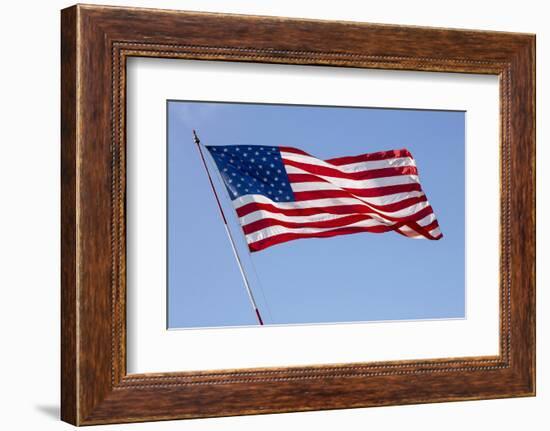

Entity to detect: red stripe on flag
[278,146,310,156]
[403,220,442,240]
[422,219,440,233]
[325,148,413,165]
[248,224,402,252]
[237,202,435,225]
[283,158,418,180]
[287,176,423,196]
[242,213,375,235]
[292,190,428,211]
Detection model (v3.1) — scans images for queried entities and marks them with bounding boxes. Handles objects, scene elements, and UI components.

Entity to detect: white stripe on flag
[245,218,389,244]
[233,194,430,218]
[284,164,420,189]
[281,151,416,173]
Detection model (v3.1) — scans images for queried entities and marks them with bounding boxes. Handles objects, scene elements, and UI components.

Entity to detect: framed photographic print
[61,4,535,425]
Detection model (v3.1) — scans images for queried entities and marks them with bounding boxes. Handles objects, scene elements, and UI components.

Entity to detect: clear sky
[167,100,465,329]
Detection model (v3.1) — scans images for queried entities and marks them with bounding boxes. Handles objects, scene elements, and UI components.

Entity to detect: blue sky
[167,101,465,329]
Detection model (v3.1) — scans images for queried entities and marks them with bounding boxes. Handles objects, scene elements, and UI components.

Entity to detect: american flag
[206,145,442,252]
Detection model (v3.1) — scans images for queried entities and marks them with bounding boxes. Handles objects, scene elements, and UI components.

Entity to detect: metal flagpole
[192,130,265,326]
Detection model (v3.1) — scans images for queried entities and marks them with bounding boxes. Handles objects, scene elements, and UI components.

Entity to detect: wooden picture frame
[61,4,535,425]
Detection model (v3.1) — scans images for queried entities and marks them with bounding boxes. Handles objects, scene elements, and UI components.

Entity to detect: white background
[127,59,500,373]
[0,0,546,430]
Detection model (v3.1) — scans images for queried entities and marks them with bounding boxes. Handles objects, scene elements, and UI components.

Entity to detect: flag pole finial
[192,129,200,145]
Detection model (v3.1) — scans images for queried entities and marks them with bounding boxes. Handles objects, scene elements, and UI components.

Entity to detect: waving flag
[206,145,442,252]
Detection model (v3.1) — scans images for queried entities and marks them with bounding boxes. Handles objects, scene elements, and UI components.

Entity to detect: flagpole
[192,130,265,326]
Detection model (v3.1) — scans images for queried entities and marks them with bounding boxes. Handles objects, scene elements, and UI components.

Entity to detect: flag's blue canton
[206,145,295,202]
